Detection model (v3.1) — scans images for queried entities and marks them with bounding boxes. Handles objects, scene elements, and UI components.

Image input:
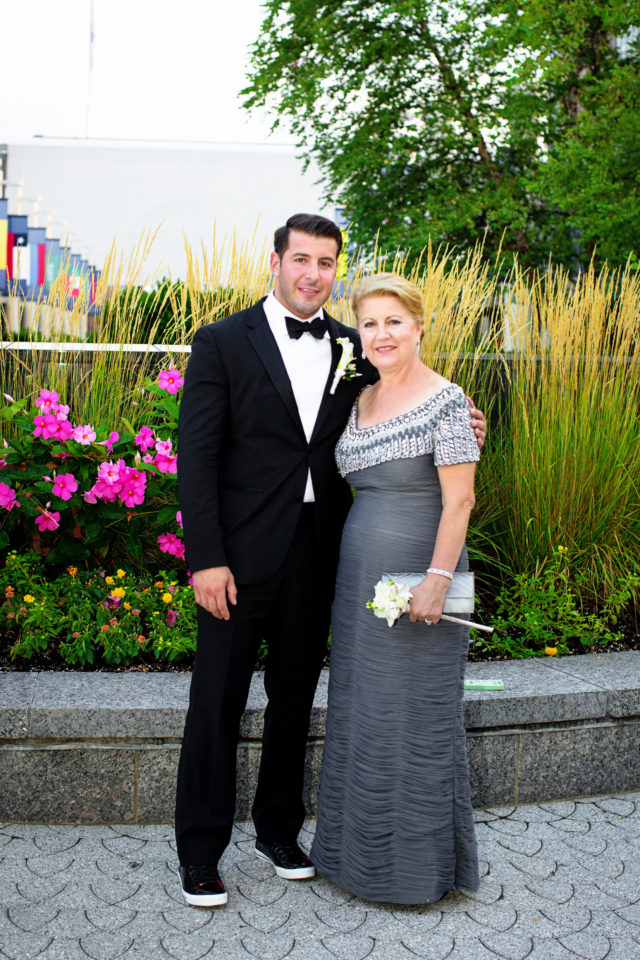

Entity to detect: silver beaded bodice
[335,383,480,478]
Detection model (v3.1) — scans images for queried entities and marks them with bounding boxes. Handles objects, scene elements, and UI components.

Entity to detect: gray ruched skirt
[310,456,479,903]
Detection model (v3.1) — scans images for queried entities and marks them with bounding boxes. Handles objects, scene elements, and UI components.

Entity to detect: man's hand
[467,396,487,450]
[192,566,237,620]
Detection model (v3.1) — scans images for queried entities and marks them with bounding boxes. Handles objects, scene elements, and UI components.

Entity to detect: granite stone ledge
[0,672,38,739]
[0,745,135,822]
[517,720,640,804]
[28,671,191,740]
[542,651,640,719]
[461,659,609,729]
[2,653,640,744]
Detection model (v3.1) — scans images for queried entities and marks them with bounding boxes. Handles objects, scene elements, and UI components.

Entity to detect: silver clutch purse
[382,572,475,613]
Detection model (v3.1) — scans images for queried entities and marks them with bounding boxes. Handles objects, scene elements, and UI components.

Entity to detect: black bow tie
[285,315,329,340]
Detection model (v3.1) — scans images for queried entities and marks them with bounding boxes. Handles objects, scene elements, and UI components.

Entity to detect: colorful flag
[28,226,47,293]
[7,214,30,293]
[0,198,7,295]
[45,237,61,288]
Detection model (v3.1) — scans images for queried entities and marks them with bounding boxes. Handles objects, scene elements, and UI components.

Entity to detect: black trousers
[175,506,333,866]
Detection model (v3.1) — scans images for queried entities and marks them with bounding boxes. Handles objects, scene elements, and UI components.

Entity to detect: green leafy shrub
[1,550,195,668]
[472,547,640,659]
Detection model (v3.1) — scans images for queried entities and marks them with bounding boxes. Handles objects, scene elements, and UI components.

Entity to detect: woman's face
[357,295,422,372]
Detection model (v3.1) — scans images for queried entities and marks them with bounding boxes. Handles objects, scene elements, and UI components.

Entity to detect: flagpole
[86,0,95,138]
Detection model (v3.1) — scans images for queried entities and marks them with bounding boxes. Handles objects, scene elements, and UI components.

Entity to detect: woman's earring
[361,348,367,359]
[416,342,421,353]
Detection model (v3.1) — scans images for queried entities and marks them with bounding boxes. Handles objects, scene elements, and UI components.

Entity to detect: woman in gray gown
[310,273,480,904]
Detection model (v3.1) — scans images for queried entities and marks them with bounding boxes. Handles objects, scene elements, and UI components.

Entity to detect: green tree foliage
[242,1,640,269]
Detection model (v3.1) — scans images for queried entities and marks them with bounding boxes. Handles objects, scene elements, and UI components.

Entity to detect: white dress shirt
[263,290,332,502]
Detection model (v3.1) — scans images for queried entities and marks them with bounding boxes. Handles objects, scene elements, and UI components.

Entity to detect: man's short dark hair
[273,213,343,259]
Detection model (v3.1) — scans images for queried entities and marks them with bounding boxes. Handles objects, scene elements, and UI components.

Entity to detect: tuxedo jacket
[177,299,376,585]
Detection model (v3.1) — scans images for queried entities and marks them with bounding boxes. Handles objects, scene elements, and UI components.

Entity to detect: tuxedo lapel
[310,313,347,442]
[245,302,305,435]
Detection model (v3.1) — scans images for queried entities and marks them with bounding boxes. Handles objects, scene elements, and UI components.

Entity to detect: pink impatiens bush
[0,368,187,571]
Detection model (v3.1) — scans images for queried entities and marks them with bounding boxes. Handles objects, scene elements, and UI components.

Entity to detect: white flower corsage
[366,577,413,627]
[329,337,362,395]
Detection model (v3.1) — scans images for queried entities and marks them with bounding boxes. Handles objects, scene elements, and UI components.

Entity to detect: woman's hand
[466,397,486,450]
[408,573,449,624]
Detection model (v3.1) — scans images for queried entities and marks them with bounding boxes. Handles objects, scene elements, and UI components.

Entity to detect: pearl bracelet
[426,567,454,581]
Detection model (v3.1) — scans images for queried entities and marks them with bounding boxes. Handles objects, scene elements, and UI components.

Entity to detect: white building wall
[4,138,333,279]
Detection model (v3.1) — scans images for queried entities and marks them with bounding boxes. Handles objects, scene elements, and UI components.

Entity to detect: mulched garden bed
[1,607,638,673]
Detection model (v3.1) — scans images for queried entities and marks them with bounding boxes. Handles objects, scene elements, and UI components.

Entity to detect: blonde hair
[351,272,424,326]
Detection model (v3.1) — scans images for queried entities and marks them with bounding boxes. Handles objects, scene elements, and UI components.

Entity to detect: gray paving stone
[557,930,612,960]
[443,941,500,960]
[0,929,53,960]
[477,931,534,960]
[604,939,640,960]
[524,940,581,959]
[37,940,88,960]
[320,932,375,959]
[399,931,455,958]
[158,928,217,960]
[3,795,640,959]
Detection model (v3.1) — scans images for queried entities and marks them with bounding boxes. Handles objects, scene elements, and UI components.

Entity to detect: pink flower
[72,424,96,445]
[155,437,173,456]
[83,487,99,504]
[54,403,70,418]
[0,482,19,511]
[118,467,147,507]
[0,456,7,469]
[99,431,120,453]
[35,506,60,531]
[157,532,186,558]
[97,460,123,486]
[135,426,154,452]
[154,452,177,474]
[176,510,182,527]
[51,472,78,501]
[35,389,60,411]
[3,392,14,403]
[166,609,180,628]
[33,412,57,438]
[142,453,154,464]
[158,367,184,395]
[52,419,73,442]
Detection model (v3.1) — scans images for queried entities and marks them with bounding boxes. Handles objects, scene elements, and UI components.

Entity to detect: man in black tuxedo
[175,213,486,906]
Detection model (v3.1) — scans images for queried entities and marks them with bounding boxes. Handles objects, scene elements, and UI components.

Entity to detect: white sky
[2,0,290,144]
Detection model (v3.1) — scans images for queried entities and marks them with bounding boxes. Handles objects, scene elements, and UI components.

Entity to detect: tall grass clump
[0,226,272,434]
[476,260,640,603]
[1,226,638,618]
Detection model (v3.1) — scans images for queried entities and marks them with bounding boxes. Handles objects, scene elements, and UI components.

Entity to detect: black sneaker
[255,839,315,879]
[179,864,228,906]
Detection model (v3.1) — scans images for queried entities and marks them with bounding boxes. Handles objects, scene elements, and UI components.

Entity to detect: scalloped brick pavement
[2,794,640,959]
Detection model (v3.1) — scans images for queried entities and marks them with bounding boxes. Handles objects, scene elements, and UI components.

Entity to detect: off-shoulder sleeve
[432,387,480,466]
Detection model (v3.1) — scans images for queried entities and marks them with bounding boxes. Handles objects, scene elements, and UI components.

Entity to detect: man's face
[270,229,338,318]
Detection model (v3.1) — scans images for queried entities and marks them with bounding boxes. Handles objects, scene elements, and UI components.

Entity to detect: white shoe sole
[255,846,316,879]
[179,871,228,906]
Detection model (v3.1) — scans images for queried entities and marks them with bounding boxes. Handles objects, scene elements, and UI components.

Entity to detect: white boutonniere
[329,337,362,395]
